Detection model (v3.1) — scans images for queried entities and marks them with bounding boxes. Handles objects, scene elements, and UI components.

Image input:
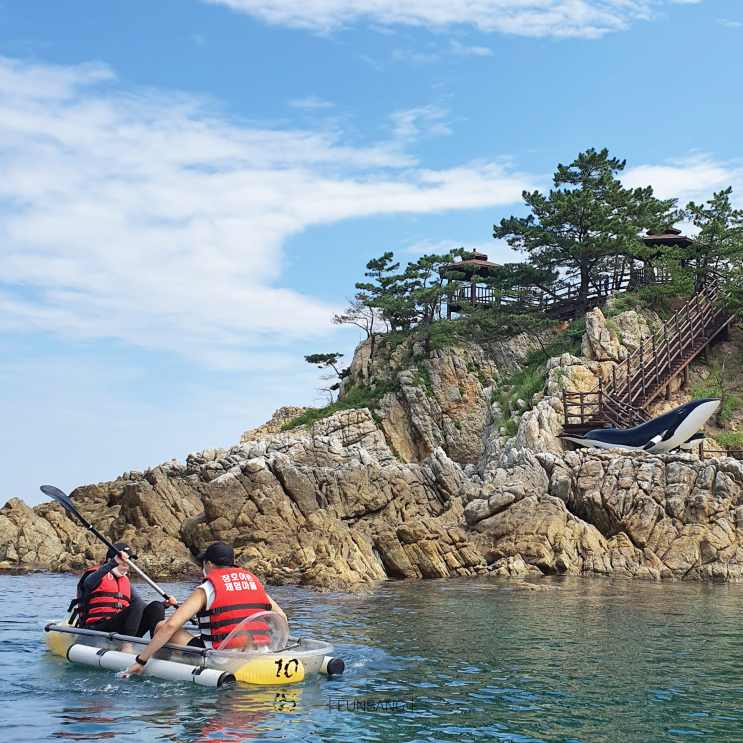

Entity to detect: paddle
[40,485,182,608]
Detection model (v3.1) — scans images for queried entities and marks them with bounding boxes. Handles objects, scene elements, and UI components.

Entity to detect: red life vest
[69,566,131,627]
[197,567,272,650]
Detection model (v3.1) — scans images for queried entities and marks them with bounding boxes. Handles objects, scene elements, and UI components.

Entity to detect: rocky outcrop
[241,406,308,442]
[581,306,663,362]
[178,413,488,589]
[0,462,200,578]
[1,409,491,589]
[4,326,742,589]
[612,309,656,353]
[376,345,496,466]
[553,449,743,580]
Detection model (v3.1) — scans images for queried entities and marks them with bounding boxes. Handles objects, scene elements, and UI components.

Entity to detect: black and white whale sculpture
[560,398,720,453]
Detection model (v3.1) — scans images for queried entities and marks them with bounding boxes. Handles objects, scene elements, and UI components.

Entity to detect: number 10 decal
[274,658,300,678]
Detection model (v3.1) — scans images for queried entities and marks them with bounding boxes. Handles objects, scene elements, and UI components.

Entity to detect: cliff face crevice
[348,328,560,468]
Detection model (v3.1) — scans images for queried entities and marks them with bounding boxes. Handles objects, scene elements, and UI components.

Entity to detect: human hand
[120,662,145,678]
[164,596,177,608]
[114,551,129,567]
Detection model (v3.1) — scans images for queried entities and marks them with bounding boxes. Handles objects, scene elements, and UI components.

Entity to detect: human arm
[268,595,287,622]
[121,588,206,677]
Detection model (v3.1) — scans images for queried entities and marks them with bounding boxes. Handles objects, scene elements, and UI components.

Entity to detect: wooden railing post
[686,301,693,345]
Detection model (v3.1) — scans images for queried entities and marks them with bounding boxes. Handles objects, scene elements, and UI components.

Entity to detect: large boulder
[582,308,627,362]
[0,498,64,564]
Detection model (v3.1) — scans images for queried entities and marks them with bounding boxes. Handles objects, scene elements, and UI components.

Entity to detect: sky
[1,0,742,506]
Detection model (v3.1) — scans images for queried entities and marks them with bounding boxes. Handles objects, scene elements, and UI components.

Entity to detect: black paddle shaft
[40,485,179,606]
[41,485,119,553]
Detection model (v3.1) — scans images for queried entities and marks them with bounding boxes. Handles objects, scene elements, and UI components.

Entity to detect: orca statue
[560,398,720,453]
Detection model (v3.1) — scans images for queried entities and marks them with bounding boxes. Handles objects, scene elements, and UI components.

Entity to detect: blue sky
[1,0,742,506]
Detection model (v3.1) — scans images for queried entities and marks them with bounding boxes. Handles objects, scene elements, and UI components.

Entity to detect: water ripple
[3,574,743,741]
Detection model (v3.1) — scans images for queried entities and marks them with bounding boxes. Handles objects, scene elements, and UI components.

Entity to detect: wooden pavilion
[439,251,502,319]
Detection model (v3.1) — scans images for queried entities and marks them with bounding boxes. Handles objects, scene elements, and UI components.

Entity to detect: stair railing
[563,271,732,430]
[604,273,727,409]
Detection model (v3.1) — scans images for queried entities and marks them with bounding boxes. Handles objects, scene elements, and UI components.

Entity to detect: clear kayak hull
[44,622,340,686]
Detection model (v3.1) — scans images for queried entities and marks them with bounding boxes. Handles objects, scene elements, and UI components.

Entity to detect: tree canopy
[494,148,678,315]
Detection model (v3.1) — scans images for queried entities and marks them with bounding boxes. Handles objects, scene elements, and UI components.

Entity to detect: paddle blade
[40,485,80,516]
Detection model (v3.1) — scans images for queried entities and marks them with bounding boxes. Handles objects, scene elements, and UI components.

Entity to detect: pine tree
[685,188,743,288]
[355,252,416,332]
[494,148,677,317]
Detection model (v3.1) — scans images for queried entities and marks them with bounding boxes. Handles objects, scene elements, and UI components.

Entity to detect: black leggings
[89,601,165,638]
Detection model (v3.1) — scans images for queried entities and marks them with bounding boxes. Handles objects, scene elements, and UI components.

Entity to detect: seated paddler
[122,542,286,677]
[69,542,176,637]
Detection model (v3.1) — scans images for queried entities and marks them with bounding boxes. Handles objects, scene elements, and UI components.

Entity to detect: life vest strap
[72,568,130,627]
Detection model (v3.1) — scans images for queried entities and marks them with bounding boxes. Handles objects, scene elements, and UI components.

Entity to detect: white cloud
[0,56,534,369]
[450,40,493,56]
[719,18,742,28]
[202,0,656,39]
[623,155,743,206]
[287,95,334,108]
[390,104,451,140]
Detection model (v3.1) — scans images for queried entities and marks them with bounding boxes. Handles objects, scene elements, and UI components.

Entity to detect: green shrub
[281,378,400,431]
[689,374,741,422]
[412,368,434,396]
[502,418,518,437]
[636,285,679,317]
[715,431,743,449]
[562,317,586,356]
[490,351,548,420]
[605,292,642,316]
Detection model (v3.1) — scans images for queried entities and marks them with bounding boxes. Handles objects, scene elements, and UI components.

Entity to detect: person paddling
[69,542,176,638]
[122,542,286,677]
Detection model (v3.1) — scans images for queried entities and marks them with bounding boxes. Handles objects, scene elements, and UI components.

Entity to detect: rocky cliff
[3,311,742,588]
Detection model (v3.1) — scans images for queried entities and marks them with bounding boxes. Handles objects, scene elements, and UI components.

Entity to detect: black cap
[197,542,235,567]
[106,542,136,560]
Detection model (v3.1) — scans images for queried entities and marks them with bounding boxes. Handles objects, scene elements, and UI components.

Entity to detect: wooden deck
[446,266,672,321]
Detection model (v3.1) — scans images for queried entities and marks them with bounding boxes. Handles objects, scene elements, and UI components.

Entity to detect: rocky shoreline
[3,308,743,589]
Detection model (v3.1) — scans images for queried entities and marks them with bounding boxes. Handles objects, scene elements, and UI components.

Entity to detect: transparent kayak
[44,617,342,687]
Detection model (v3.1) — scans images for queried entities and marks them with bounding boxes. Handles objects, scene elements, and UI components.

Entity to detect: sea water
[1,573,743,742]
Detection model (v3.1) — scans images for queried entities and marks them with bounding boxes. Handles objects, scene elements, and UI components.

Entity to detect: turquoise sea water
[2,573,743,742]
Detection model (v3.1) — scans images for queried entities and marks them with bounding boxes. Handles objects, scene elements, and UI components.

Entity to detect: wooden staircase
[563,273,732,433]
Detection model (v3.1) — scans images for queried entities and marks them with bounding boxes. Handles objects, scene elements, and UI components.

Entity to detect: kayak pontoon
[44,619,344,688]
